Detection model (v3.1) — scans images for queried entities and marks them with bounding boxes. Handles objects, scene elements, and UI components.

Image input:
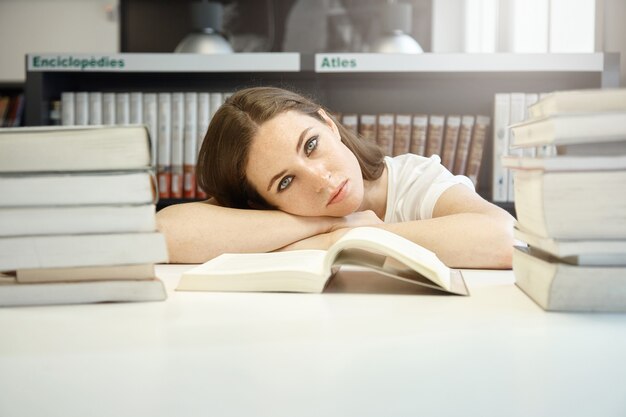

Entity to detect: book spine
[196,92,211,199]
[410,114,428,155]
[170,92,185,199]
[74,92,89,126]
[88,92,103,125]
[358,114,377,143]
[452,115,475,175]
[341,114,358,134]
[61,92,75,126]
[184,92,198,199]
[130,92,144,124]
[392,114,411,156]
[507,92,527,202]
[425,115,445,157]
[492,93,510,202]
[142,93,158,169]
[115,93,131,125]
[441,115,461,170]
[157,93,172,199]
[209,92,223,120]
[376,114,395,156]
[102,92,116,126]
[466,115,491,187]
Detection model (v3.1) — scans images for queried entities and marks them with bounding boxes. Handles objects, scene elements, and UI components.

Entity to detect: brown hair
[197,86,385,209]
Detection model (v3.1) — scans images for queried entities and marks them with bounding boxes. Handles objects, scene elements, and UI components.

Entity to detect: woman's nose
[305,163,331,192]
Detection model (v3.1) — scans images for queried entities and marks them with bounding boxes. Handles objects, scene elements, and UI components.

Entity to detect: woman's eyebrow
[267,126,314,192]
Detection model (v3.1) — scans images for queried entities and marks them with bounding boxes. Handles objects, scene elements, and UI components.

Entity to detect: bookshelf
[24,52,620,208]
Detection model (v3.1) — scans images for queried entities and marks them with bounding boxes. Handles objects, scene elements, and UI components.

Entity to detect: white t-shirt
[383,154,475,223]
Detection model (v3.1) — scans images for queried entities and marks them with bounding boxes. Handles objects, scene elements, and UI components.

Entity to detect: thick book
[425,115,444,157]
[15,263,156,283]
[512,246,626,312]
[392,114,411,156]
[441,115,461,170]
[0,171,156,207]
[492,93,510,202]
[514,226,626,266]
[409,114,428,155]
[510,167,626,239]
[528,88,626,118]
[452,115,475,175]
[0,125,152,172]
[0,277,167,307]
[0,204,156,237]
[466,115,490,187]
[0,232,168,271]
[509,111,626,148]
[376,114,395,156]
[177,227,469,295]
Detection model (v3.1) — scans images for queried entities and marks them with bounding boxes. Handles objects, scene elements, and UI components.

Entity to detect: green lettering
[321,57,330,68]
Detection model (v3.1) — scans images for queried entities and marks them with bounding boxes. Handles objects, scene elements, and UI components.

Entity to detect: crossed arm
[157,185,515,269]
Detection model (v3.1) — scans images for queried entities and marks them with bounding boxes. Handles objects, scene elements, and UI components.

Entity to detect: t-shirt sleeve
[387,154,475,222]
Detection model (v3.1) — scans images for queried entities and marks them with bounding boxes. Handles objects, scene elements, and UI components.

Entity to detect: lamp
[175,1,233,54]
[371,2,423,53]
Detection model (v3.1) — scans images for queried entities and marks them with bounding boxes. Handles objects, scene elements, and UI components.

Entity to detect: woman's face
[245,110,365,217]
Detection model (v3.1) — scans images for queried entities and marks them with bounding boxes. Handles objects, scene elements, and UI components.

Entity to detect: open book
[177,227,469,295]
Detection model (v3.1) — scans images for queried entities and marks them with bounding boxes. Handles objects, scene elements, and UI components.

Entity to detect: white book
[142,93,158,168]
[61,92,75,125]
[0,277,167,307]
[0,204,157,237]
[115,93,130,125]
[197,92,211,156]
[522,93,539,157]
[528,88,626,118]
[509,112,626,148]
[88,92,103,125]
[178,227,468,295]
[130,92,143,124]
[74,92,89,126]
[157,92,172,198]
[502,154,626,171]
[507,93,527,202]
[102,92,116,125]
[0,171,156,207]
[184,92,198,198]
[209,92,223,120]
[512,246,626,312]
[410,114,428,155]
[514,225,626,266]
[15,263,156,283]
[0,232,168,271]
[492,93,510,202]
[170,92,185,198]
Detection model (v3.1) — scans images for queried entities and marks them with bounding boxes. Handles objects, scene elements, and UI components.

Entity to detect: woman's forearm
[156,202,335,263]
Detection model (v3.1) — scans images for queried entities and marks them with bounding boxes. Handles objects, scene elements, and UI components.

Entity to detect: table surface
[1,265,625,417]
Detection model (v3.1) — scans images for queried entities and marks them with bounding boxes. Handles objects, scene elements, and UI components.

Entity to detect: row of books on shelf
[503,88,626,312]
[0,124,169,307]
[61,90,491,199]
[0,94,24,127]
[335,113,490,186]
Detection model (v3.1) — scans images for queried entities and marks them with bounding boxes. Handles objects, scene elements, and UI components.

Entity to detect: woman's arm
[280,185,515,269]
[156,200,382,263]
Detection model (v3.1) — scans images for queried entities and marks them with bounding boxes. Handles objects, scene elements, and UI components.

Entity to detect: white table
[1,265,625,417]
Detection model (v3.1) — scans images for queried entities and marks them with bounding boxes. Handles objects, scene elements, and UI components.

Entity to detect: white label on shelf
[314,53,605,73]
[27,53,301,72]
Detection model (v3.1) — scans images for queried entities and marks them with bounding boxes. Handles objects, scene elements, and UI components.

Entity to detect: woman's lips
[327,180,348,206]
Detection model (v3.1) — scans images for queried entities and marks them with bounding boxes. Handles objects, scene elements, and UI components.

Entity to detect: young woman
[157,87,515,268]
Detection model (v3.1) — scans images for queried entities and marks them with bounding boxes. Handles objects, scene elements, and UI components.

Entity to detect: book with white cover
[0,277,166,307]
[116,93,130,125]
[502,154,626,171]
[528,88,626,118]
[178,227,468,295]
[102,92,116,125]
[509,111,626,148]
[512,246,626,312]
[88,92,103,125]
[130,92,143,124]
[507,93,526,202]
[15,263,156,283]
[61,92,74,125]
[0,204,157,237]
[514,225,626,266]
[170,92,185,198]
[0,171,156,207]
[183,92,198,198]
[0,232,168,271]
[142,93,158,166]
[157,92,172,198]
[492,93,510,202]
[196,92,211,199]
[0,125,152,172]
[75,92,89,126]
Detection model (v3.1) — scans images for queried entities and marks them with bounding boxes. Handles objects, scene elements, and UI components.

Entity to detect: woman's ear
[317,109,341,139]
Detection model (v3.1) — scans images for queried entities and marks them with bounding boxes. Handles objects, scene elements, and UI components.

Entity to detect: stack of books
[503,88,626,312]
[0,125,169,307]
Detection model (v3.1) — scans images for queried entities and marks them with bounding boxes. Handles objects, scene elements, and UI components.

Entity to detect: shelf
[26,53,301,73]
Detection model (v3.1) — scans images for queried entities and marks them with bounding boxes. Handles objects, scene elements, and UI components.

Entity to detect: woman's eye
[304,136,318,156]
[278,176,293,192]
